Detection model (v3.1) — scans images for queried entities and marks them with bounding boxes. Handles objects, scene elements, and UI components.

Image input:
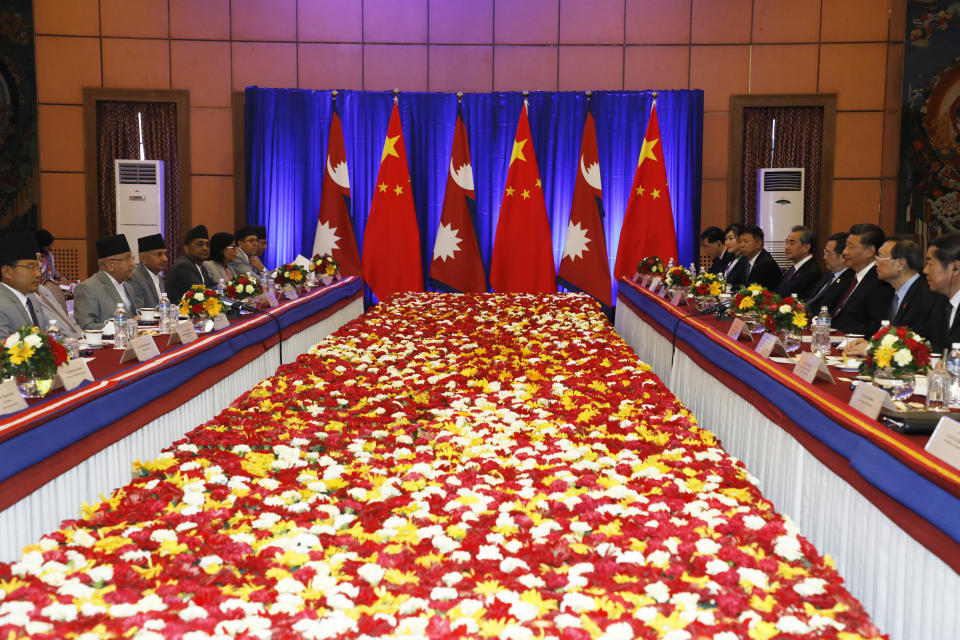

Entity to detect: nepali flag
[361,99,424,300]
[557,110,611,308]
[613,100,679,280]
[313,106,361,277]
[490,101,557,293]
[430,109,486,293]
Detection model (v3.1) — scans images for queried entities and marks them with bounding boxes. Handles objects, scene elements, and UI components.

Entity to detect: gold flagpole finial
[393,87,400,102]
[331,89,338,101]
[651,91,658,101]
[457,91,463,103]
[522,90,529,107]
[585,90,592,103]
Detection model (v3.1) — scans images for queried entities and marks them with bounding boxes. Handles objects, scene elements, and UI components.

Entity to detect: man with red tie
[832,223,894,338]
[923,232,960,353]
[776,225,821,300]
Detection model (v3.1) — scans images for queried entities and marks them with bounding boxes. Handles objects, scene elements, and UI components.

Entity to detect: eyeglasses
[875,257,897,262]
[11,263,42,272]
[105,255,134,264]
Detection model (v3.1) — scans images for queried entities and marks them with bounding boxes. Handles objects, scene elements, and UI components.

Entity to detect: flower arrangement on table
[637,255,665,276]
[274,263,309,291]
[179,284,223,319]
[690,271,725,297]
[768,295,808,332]
[1,326,69,398]
[731,283,774,315]
[664,265,692,288]
[309,253,340,283]
[860,325,932,377]
[224,273,262,301]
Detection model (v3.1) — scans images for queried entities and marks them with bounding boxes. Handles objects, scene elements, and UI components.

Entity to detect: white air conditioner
[115,159,165,260]
[757,168,804,269]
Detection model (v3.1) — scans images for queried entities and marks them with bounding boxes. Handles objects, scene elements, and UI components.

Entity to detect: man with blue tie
[0,230,49,337]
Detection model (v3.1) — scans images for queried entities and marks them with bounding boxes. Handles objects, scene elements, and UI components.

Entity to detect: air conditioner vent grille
[763,170,803,192]
[117,162,158,185]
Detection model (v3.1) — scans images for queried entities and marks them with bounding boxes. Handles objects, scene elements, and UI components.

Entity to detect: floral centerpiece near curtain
[691,271,724,297]
[861,325,932,400]
[310,253,340,284]
[637,255,665,276]
[1,326,69,398]
[664,265,691,288]
[274,264,309,292]
[224,274,262,301]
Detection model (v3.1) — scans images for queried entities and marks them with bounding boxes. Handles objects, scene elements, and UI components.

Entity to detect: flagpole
[393,87,399,103]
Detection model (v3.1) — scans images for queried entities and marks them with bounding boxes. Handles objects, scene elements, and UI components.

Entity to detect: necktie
[835,277,858,314]
[25,297,39,327]
[889,293,900,322]
[783,265,796,283]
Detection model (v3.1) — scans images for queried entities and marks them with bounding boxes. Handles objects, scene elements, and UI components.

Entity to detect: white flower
[742,515,766,530]
[705,558,731,575]
[357,563,385,585]
[793,577,827,596]
[178,604,208,621]
[499,557,529,573]
[24,333,42,348]
[778,304,792,314]
[774,534,803,561]
[644,580,670,603]
[737,567,768,590]
[893,348,913,366]
[881,333,898,348]
[776,615,813,634]
[41,602,77,622]
[600,622,635,640]
[275,577,305,594]
[509,600,539,622]
[430,587,458,601]
[560,592,596,613]
[245,284,255,294]
[695,538,721,555]
[4,333,19,348]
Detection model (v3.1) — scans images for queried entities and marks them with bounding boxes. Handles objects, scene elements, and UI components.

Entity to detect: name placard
[631,271,641,283]
[55,359,94,391]
[265,288,280,308]
[168,320,198,346]
[212,313,230,331]
[755,332,787,358]
[0,378,28,416]
[925,416,960,471]
[670,290,685,306]
[121,334,161,364]
[727,318,745,340]
[648,276,661,291]
[849,382,893,420]
[793,352,834,384]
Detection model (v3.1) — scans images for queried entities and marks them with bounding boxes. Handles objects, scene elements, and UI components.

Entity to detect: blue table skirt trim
[0,279,361,484]
[618,281,960,547]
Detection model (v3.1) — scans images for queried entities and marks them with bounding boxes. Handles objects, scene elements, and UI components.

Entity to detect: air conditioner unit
[757,168,804,269]
[115,159,164,260]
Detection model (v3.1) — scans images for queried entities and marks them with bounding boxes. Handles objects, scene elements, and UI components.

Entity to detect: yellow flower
[791,313,808,329]
[738,297,755,310]
[708,281,723,296]
[747,284,764,293]
[7,342,34,365]
[203,298,222,317]
[874,344,895,369]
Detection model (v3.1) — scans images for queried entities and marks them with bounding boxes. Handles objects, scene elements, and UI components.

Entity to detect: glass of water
[927,367,950,412]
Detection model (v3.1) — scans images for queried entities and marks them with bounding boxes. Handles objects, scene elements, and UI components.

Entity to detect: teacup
[84,329,103,346]
[139,308,158,321]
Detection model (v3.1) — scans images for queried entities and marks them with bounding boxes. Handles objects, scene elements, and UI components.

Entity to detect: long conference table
[0,276,363,561]
[616,278,960,640]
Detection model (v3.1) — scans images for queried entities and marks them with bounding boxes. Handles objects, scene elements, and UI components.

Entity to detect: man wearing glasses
[0,230,49,337]
[74,234,137,330]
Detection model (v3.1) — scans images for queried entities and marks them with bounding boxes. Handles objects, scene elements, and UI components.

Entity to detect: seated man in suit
[73,235,137,330]
[699,226,726,274]
[228,225,267,277]
[776,225,821,300]
[805,232,854,314]
[845,236,939,355]
[720,222,744,281]
[0,230,50,337]
[923,232,960,353]
[130,233,168,310]
[728,225,782,290]
[165,225,212,304]
[832,223,894,338]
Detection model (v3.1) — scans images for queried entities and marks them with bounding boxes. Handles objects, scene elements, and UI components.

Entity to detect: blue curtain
[246,89,703,302]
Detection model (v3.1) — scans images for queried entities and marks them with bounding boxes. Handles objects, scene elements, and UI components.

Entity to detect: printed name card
[670,290,685,306]
[792,352,834,384]
[631,271,641,283]
[212,313,230,331]
[727,318,745,340]
[293,254,313,270]
[0,378,28,416]
[848,382,894,420]
[925,416,960,471]
[121,334,162,364]
[168,320,198,346]
[265,288,280,308]
[55,359,94,391]
[648,276,661,291]
[754,332,787,358]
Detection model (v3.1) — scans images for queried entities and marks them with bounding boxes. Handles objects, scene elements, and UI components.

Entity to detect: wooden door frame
[82,88,191,275]
[727,94,837,255]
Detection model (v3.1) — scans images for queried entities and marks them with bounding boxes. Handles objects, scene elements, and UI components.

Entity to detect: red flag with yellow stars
[313,106,361,277]
[557,110,611,307]
[362,100,424,300]
[490,101,557,293]
[430,109,487,293]
[613,101,679,280]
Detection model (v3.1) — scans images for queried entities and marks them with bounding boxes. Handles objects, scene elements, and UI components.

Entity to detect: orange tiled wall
[34,0,905,276]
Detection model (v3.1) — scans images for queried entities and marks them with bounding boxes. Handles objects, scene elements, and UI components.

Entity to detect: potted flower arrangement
[690,271,724,311]
[768,295,808,353]
[310,253,341,285]
[731,284,775,334]
[1,326,69,398]
[637,255,665,277]
[860,325,932,400]
[274,263,309,297]
[179,285,224,333]
[224,273,262,302]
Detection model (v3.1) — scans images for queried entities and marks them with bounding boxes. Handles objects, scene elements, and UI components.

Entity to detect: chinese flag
[313,108,361,277]
[361,101,424,299]
[430,110,486,293]
[490,102,557,293]
[613,101,678,280]
[557,111,611,307]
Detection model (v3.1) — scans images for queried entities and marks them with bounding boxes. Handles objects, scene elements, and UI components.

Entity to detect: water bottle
[810,306,832,356]
[216,278,226,297]
[946,344,960,409]
[46,319,63,345]
[113,303,128,349]
[126,312,138,344]
[157,293,171,334]
[927,358,951,412]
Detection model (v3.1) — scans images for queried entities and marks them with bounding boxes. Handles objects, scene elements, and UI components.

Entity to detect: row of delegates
[164,224,269,304]
[0,231,68,338]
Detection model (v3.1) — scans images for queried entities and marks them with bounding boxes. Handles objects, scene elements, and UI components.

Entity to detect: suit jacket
[0,284,49,338]
[165,255,211,304]
[227,249,262,278]
[831,266,894,337]
[741,249,783,291]
[927,295,960,354]
[725,256,747,286]
[73,271,136,330]
[36,285,81,338]
[203,260,234,285]
[129,263,164,310]
[890,276,939,339]
[710,250,735,276]
[805,268,855,315]
[776,257,822,300]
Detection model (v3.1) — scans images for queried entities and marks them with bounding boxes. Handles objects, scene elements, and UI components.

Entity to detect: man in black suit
[165,225,212,304]
[700,226,726,274]
[728,225,782,290]
[923,232,960,353]
[832,223,894,337]
[805,232,854,314]
[776,225,821,300]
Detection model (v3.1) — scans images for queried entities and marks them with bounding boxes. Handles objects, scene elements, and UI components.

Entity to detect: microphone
[220,296,285,366]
